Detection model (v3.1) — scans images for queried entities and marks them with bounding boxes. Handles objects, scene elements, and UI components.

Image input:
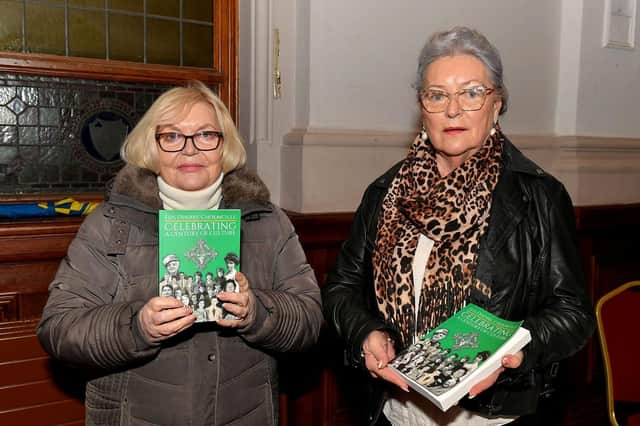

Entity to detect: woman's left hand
[468,351,523,398]
[216,271,256,328]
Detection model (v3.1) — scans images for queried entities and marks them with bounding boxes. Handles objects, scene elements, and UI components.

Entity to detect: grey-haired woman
[323,26,594,425]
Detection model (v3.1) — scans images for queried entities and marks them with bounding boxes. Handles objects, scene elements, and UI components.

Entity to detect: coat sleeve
[36,208,159,370]
[239,208,323,352]
[321,184,400,369]
[520,183,595,372]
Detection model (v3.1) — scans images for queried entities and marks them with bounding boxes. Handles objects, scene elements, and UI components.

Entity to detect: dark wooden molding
[0,217,83,263]
[214,0,239,120]
[0,193,104,204]
[287,211,353,248]
[0,293,18,322]
[0,52,225,85]
[575,203,640,230]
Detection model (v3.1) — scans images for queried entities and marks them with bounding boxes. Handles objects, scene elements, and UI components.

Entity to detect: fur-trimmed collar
[109,164,270,210]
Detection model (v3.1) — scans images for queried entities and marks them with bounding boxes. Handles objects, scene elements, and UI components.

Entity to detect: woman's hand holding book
[362,330,409,392]
[468,351,523,398]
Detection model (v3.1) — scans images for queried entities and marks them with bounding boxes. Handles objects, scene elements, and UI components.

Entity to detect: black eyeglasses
[155,130,223,152]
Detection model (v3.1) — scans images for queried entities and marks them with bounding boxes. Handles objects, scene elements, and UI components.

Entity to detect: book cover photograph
[389,303,531,412]
[159,209,241,323]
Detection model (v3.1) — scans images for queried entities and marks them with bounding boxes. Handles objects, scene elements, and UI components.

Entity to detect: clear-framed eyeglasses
[155,130,223,152]
[419,85,495,113]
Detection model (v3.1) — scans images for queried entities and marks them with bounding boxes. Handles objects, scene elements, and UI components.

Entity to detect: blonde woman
[37,81,322,426]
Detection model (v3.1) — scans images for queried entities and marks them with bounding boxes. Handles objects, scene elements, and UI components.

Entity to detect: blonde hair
[120,81,246,173]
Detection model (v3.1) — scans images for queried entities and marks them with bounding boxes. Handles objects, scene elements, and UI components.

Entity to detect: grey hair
[414,26,508,115]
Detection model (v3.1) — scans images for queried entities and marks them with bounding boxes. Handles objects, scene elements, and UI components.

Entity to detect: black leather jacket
[322,138,595,424]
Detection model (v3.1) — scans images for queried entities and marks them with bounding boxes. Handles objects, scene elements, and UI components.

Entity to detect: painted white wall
[577,1,640,137]
[307,0,561,134]
[239,0,640,212]
[555,0,584,136]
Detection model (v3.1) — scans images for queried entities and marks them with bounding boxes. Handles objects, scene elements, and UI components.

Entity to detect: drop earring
[490,120,499,136]
[419,127,428,142]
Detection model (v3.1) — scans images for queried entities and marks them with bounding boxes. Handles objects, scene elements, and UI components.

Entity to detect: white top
[157,172,224,211]
[382,234,516,426]
[383,386,516,426]
[412,234,434,341]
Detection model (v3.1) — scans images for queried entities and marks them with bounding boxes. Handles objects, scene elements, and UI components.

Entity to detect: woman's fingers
[362,331,408,391]
[157,311,197,337]
[376,363,409,391]
[385,336,396,361]
[502,351,523,369]
[138,296,195,343]
[468,367,503,398]
[216,272,256,328]
[235,271,249,292]
[468,351,523,397]
[363,330,394,367]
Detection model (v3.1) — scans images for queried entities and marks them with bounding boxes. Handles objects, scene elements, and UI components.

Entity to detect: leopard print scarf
[373,129,504,347]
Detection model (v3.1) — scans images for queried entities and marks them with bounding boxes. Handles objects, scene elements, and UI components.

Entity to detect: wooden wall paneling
[0,261,61,320]
[0,357,51,387]
[0,217,81,323]
[0,292,18,322]
[0,321,85,425]
[285,212,356,426]
[0,399,85,426]
[0,379,79,413]
[0,334,47,362]
[0,204,638,425]
[0,323,41,338]
[558,203,640,426]
[297,212,375,426]
[0,218,81,262]
[574,203,640,385]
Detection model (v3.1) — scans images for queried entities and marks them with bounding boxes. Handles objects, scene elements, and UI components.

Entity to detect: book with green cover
[158,209,241,323]
[389,303,531,412]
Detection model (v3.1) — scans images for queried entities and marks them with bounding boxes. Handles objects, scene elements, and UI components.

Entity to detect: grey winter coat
[37,165,323,426]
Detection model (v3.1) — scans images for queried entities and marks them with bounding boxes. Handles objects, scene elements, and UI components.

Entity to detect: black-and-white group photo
[391,329,490,395]
[159,251,240,322]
